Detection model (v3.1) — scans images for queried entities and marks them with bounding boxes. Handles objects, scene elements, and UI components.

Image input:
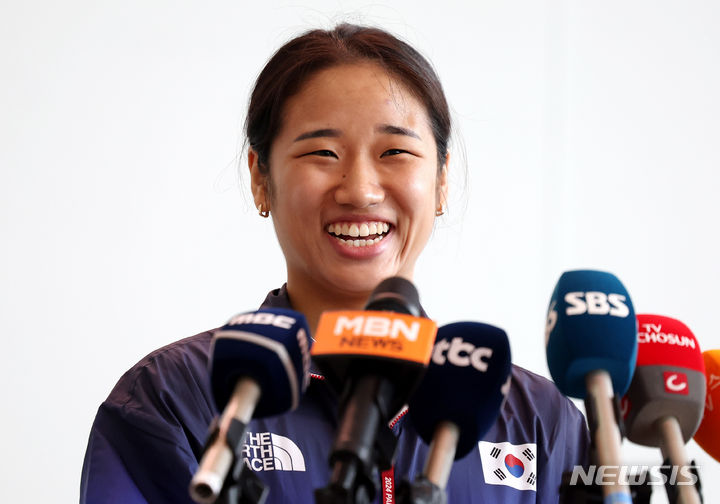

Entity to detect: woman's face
[250,62,447,298]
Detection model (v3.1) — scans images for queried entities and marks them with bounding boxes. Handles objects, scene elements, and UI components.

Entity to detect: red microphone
[693,349,720,462]
[622,314,706,504]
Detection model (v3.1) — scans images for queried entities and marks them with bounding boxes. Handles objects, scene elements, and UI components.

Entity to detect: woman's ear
[248,149,270,211]
[436,151,450,211]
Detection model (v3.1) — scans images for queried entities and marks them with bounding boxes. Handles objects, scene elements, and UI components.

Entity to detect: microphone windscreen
[408,322,512,459]
[693,349,720,462]
[311,277,437,399]
[635,315,705,370]
[623,315,706,446]
[210,308,312,417]
[366,276,421,316]
[546,270,637,398]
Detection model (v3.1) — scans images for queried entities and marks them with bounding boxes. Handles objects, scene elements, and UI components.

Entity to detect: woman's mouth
[326,221,391,247]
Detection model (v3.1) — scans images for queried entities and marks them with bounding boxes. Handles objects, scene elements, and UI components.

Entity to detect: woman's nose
[334,157,384,208]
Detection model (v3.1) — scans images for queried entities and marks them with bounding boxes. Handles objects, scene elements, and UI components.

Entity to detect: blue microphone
[546,270,637,398]
[407,322,512,490]
[545,270,637,503]
[190,309,312,503]
[210,308,312,416]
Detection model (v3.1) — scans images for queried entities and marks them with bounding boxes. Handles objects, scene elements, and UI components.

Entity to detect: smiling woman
[251,62,447,332]
[80,24,589,504]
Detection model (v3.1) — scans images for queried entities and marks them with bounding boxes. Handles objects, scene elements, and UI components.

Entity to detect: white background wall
[1,1,718,502]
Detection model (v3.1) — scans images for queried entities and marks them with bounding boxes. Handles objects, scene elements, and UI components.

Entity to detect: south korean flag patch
[478,441,537,491]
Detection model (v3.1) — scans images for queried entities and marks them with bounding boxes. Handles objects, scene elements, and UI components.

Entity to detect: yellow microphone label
[312,310,437,365]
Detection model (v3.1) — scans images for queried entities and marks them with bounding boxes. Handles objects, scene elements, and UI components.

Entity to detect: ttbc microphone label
[432,337,493,371]
[663,371,689,395]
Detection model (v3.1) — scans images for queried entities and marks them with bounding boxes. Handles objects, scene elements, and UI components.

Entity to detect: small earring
[435,206,444,217]
[258,203,270,218]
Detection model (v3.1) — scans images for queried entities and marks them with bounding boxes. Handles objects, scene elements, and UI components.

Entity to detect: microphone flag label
[478,441,537,491]
[663,371,689,395]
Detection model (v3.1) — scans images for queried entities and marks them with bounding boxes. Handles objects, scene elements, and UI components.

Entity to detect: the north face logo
[242,432,306,472]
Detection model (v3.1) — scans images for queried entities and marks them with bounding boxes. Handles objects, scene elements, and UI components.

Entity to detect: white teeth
[326,221,392,247]
[336,234,386,247]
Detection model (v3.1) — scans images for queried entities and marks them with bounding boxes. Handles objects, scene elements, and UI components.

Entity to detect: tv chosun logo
[664,371,689,395]
[479,441,537,491]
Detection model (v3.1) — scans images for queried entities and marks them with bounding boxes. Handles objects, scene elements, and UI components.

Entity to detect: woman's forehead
[279,63,431,136]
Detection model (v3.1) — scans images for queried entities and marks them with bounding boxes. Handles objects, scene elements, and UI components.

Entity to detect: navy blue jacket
[81,286,589,503]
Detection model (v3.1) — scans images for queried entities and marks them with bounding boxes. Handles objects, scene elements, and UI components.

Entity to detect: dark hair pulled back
[245,23,451,173]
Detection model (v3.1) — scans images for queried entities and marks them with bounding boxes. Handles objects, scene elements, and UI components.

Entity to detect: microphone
[621,314,705,504]
[545,269,637,502]
[190,308,312,504]
[311,277,438,504]
[694,349,720,462]
[407,322,512,491]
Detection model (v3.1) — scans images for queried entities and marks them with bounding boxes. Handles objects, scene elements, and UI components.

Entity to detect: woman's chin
[321,270,400,301]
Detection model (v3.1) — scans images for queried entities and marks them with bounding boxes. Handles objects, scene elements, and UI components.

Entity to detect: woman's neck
[285,280,371,337]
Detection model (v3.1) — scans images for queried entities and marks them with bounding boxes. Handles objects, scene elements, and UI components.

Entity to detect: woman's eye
[302,150,337,158]
[381,149,409,157]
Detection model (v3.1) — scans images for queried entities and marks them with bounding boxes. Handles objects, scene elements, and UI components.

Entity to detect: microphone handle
[585,370,631,502]
[656,416,701,504]
[191,377,261,503]
[422,421,459,490]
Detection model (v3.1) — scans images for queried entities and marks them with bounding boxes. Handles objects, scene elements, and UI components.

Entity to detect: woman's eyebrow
[293,129,341,142]
[293,125,421,141]
[376,124,421,140]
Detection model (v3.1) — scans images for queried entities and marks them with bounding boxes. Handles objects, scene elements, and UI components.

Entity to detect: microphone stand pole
[190,379,269,504]
[558,384,652,504]
[656,417,703,504]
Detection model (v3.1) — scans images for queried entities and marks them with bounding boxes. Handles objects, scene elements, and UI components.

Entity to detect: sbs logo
[432,337,493,371]
[564,292,629,318]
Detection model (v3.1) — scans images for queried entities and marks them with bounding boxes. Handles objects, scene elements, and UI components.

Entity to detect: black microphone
[405,322,511,497]
[311,277,438,504]
[190,308,312,504]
